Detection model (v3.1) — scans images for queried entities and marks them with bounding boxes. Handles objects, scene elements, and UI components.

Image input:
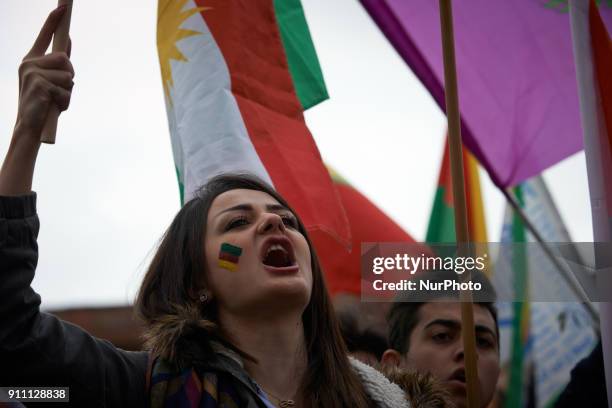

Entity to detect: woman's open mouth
[260,237,297,271]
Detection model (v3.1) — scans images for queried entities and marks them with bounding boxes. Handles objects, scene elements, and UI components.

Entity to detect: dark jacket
[554,341,609,408]
[0,193,450,408]
[0,193,148,407]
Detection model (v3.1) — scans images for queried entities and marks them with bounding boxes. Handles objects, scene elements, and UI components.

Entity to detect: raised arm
[0,6,73,196]
[0,8,148,406]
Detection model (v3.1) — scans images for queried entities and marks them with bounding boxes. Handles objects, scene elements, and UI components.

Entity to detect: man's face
[400,302,500,408]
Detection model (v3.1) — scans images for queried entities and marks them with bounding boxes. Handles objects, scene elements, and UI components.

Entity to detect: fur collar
[350,358,452,408]
[350,357,411,408]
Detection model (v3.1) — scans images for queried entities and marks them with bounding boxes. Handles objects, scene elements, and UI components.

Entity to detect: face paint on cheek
[218,243,243,272]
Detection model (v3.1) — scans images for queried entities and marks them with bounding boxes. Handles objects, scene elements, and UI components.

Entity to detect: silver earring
[199,292,209,303]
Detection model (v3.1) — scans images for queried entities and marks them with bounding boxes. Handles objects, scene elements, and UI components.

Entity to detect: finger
[26,6,68,58]
[67,36,72,58]
[29,52,74,77]
[35,69,74,90]
[26,75,57,104]
[49,84,72,112]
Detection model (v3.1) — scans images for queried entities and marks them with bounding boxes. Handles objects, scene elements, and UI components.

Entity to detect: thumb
[25,6,67,58]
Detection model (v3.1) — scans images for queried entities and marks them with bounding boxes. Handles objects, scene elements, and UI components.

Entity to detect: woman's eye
[225,217,249,231]
[281,215,298,229]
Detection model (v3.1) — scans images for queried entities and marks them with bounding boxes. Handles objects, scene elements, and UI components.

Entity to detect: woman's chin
[266,278,311,301]
[259,262,311,293]
[245,279,311,313]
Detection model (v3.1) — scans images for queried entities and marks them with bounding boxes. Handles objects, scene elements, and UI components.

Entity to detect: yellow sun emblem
[157,0,209,101]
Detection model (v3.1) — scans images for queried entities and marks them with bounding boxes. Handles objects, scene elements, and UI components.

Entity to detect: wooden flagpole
[438,1,480,407]
[40,0,73,144]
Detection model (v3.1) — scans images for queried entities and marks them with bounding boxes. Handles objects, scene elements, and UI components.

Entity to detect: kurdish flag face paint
[218,243,243,272]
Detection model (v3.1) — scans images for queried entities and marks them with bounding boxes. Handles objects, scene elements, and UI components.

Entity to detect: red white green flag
[426,137,489,245]
[156,0,350,246]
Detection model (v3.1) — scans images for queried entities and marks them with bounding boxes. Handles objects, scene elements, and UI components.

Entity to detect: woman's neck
[220,311,307,404]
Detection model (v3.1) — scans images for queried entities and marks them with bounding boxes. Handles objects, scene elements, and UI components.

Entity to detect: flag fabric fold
[360,0,612,188]
[313,167,422,295]
[274,0,329,110]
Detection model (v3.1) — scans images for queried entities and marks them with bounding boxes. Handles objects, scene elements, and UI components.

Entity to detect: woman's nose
[257,213,286,234]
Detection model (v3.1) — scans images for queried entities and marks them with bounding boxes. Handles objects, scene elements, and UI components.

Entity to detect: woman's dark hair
[136,173,370,407]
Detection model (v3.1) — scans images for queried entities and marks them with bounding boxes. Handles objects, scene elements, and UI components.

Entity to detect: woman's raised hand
[0,6,74,196]
[16,5,74,139]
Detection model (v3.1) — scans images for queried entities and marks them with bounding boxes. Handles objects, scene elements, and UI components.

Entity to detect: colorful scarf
[149,358,247,407]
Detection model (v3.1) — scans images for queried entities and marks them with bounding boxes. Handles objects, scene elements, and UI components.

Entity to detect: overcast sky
[0,0,593,309]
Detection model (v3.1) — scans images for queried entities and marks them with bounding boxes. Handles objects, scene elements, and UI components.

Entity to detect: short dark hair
[387,269,498,354]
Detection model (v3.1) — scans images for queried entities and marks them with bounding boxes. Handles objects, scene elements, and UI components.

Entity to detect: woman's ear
[186,285,205,301]
[198,290,212,304]
[189,286,212,304]
[381,349,403,368]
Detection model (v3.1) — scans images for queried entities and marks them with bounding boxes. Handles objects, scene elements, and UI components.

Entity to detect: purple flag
[360,0,612,187]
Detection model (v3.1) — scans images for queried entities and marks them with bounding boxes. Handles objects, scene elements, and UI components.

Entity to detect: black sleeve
[554,341,609,408]
[0,193,148,407]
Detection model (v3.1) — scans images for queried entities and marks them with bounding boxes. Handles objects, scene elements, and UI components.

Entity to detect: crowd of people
[0,6,608,408]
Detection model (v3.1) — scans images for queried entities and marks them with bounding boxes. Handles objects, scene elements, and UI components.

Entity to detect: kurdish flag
[426,137,488,245]
[157,0,350,246]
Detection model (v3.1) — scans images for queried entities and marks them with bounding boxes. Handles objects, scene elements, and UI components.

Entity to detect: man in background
[381,270,501,408]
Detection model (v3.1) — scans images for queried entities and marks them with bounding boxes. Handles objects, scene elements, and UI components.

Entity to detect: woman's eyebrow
[216,203,290,217]
[266,203,289,212]
[217,204,253,217]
